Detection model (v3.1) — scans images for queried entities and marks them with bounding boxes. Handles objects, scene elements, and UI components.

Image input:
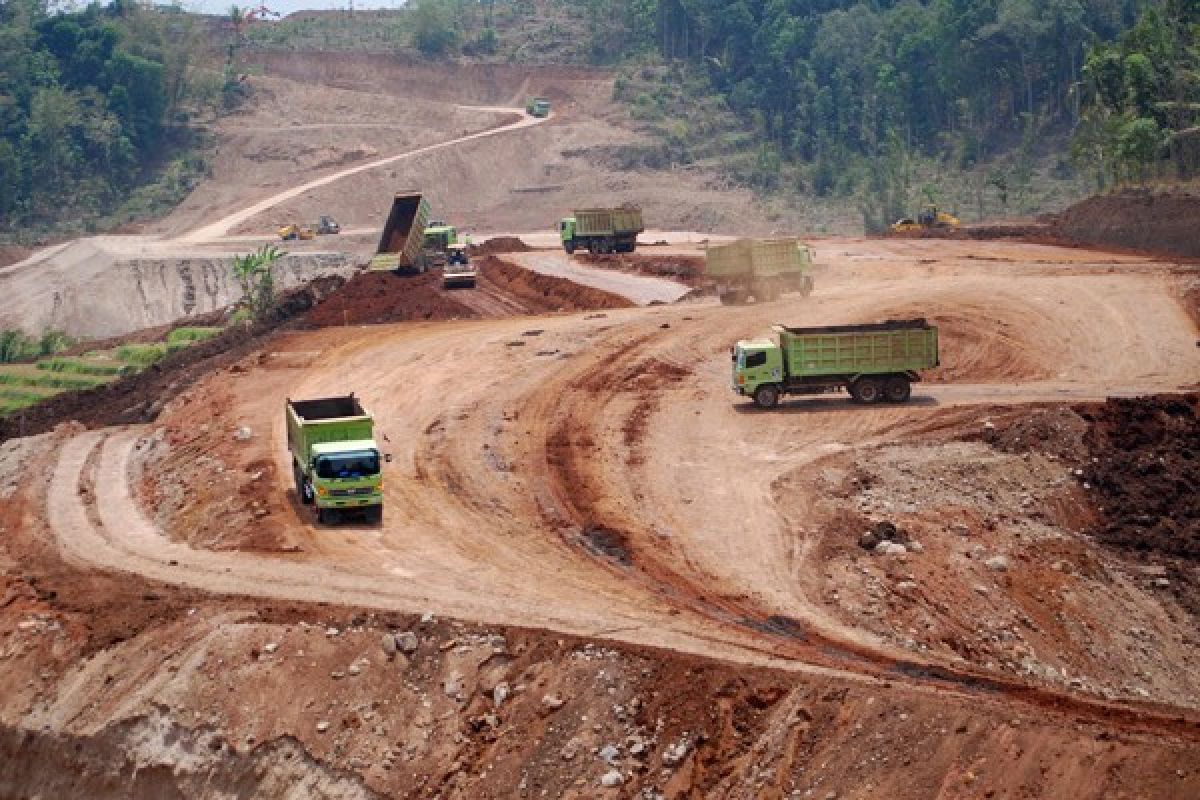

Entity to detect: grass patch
[0,367,110,390]
[36,357,130,376]
[167,326,223,351]
[116,343,169,366]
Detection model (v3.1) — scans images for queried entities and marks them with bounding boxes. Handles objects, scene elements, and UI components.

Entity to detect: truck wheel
[753,385,780,409]
[884,376,912,403]
[316,507,326,524]
[365,505,383,524]
[564,242,575,255]
[296,469,313,505]
[850,378,882,404]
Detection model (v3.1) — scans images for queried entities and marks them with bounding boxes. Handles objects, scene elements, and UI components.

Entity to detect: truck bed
[289,396,366,421]
[777,319,938,379]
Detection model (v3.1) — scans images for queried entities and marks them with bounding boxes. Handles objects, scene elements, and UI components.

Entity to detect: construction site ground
[1,54,1199,799]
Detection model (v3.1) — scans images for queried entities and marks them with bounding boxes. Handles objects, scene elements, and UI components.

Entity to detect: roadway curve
[43,239,1200,737]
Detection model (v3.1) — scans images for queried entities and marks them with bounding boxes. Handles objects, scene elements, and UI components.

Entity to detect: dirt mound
[478,257,632,312]
[303,270,477,327]
[575,252,706,287]
[470,236,532,256]
[1079,394,1199,563]
[0,279,343,445]
[1045,189,1200,259]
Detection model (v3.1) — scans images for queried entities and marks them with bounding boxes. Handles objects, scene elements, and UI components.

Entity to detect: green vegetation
[232,245,283,321]
[1074,1,1200,185]
[36,357,129,376]
[0,0,235,237]
[0,329,73,363]
[167,326,223,348]
[0,323,226,416]
[115,342,169,366]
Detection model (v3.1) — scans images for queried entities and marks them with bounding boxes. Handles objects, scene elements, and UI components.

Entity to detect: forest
[0,0,230,235]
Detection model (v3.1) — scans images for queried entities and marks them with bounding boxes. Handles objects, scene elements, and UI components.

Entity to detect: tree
[232,245,283,321]
[412,0,458,57]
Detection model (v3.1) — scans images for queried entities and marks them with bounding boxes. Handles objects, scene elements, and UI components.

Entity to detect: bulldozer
[891,204,960,233]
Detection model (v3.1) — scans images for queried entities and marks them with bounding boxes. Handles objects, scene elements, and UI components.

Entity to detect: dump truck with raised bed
[369,192,432,273]
[559,207,644,254]
[732,319,939,409]
[287,395,389,524]
[706,238,814,305]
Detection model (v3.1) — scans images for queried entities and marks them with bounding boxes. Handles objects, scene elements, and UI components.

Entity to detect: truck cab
[732,338,784,399]
[307,441,384,522]
[558,217,577,253]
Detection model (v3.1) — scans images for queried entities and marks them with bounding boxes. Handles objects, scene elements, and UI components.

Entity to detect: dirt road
[42,239,1200,710]
[179,105,544,243]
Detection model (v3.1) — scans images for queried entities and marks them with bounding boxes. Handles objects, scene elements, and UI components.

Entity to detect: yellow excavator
[891,204,960,233]
[278,223,315,241]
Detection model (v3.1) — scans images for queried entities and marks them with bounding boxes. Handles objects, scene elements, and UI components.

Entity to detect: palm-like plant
[232,244,283,321]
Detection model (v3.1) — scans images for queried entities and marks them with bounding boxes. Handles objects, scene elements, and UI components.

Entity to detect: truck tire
[296,467,313,505]
[316,507,327,524]
[753,384,781,409]
[365,505,383,524]
[884,375,912,403]
[564,241,575,255]
[850,377,883,404]
[587,240,598,255]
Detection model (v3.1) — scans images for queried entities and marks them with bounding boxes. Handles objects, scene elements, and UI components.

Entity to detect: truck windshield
[315,451,380,479]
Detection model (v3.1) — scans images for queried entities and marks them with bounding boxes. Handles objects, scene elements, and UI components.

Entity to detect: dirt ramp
[1047,189,1200,259]
[479,257,632,312]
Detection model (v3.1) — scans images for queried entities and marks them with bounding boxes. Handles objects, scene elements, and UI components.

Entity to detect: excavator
[891,204,960,233]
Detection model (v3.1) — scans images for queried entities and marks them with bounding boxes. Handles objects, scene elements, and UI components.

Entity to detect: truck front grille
[330,487,375,497]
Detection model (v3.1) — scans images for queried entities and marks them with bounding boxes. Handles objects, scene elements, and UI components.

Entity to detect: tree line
[0,0,231,233]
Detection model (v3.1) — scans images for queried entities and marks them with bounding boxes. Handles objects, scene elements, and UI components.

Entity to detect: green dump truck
[369,192,432,273]
[559,207,644,255]
[732,319,939,409]
[287,395,388,523]
[706,238,814,304]
[526,97,551,117]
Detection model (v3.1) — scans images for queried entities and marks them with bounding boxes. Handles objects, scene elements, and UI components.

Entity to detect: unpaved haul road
[45,238,1200,731]
[178,106,544,244]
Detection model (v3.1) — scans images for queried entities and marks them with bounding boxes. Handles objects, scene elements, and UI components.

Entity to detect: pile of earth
[575,252,706,287]
[1079,393,1199,561]
[1044,189,1200,259]
[469,236,533,256]
[478,257,631,312]
[985,393,1199,616]
[0,277,344,445]
[302,270,476,327]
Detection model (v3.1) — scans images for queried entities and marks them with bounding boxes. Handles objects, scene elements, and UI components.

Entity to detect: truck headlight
[316,486,328,496]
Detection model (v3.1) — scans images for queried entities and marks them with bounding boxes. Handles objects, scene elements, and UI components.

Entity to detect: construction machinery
[369,192,433,272]
[526,97,551,117]
[442,243,476,288]
[732,319,940,409]
[287,394,390,524]
[891,204,960,233]
[423,221,458,266]
[278,223,314,241]
[559,207,644,255]
[316,215,341,235]
[705,238,814,305]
